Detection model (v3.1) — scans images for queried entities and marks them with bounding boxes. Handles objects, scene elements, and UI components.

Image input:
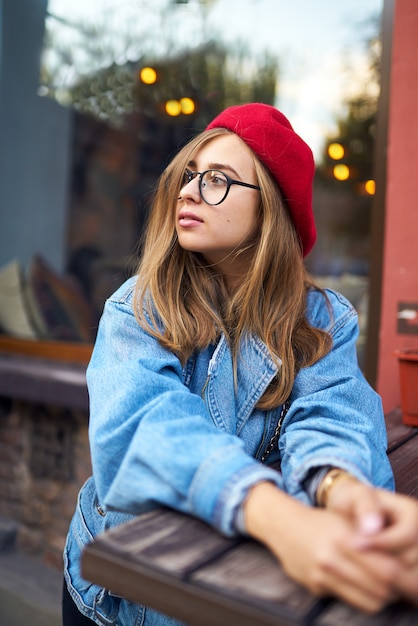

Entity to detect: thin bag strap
[260,399,290,464]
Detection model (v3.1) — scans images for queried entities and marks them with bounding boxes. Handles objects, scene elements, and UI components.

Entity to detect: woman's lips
[178,210,203,226]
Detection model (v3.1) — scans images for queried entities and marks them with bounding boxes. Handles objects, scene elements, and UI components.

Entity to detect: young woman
[63,103,418,625]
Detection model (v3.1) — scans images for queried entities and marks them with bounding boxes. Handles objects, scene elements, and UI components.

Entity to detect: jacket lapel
[204,334,280,433]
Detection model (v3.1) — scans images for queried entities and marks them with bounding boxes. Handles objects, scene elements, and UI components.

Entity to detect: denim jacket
[64,276,394,625]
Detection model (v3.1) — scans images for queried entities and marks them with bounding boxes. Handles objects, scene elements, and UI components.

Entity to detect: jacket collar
[203,333,281,432]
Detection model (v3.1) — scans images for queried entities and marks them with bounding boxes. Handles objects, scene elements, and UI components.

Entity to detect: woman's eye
[210,172,227,186]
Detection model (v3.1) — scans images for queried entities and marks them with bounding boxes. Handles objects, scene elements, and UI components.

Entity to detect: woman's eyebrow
[187,159,242,179]
[208,162,241,178]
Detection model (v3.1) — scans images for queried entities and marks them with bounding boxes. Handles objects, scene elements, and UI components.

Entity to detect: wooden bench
[81,409,418,625]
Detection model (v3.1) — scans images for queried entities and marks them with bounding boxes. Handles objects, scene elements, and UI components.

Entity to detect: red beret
[206,103,316,256]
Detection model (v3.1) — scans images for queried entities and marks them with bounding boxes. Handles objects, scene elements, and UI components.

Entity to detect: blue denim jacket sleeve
[279,288,394,500]
[87,277,284,537]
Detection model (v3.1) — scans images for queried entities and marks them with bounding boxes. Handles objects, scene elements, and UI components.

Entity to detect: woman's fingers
[245,481,415,613]
[327,481,418,557]
[327,483,418,606]
[394,562,418,606]
[273,507,400,612]
[327,544,402,612]
[302,522,401,612]
[356,491,418,553]
[326,479,386,534]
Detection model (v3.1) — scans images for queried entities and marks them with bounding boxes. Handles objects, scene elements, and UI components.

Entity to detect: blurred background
[0,0,383,366]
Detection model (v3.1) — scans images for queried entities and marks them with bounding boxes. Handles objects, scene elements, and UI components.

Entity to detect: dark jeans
[62,579,96,626]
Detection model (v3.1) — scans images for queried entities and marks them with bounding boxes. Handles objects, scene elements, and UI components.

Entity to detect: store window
[0,0,383,368]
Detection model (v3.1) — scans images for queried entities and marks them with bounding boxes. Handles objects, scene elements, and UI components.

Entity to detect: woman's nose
[179,175,201,202]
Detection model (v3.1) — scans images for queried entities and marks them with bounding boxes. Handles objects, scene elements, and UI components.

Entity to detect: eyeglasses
[181,168,260,206]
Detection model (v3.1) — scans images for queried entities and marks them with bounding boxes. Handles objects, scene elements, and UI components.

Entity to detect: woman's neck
[204,249,254,296]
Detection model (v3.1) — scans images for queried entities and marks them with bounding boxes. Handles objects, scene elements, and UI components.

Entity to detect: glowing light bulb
[139,67,157,84]
[165,100,182,116]
[328,143,345,160]
[365,179,376,195]
[180,97,195,114]
[333,164,350,181]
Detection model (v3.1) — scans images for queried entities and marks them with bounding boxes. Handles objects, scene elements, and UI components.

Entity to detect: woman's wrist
[316,468,358,508]
[243,481,307,549]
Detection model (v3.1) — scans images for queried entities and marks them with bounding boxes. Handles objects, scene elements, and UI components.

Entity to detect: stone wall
[0,397,91,569]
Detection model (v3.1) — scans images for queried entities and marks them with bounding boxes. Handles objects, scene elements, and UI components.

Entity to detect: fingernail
[359,513,383,535]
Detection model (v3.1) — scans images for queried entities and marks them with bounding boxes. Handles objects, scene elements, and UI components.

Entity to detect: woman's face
[176,133,260,280]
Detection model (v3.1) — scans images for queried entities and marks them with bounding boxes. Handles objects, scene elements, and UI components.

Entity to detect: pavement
[0,546,62,626]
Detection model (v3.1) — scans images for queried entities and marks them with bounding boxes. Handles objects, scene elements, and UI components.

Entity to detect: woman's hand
[324,474,418,606]
[244,481,401,613]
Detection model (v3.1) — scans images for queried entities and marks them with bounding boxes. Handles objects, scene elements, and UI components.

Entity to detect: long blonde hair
[134,128,332,408]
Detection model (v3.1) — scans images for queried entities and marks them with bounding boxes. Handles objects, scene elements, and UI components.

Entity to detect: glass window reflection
[1,0,384,365]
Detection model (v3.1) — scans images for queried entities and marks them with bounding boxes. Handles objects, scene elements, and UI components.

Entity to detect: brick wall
[0,397,91,569]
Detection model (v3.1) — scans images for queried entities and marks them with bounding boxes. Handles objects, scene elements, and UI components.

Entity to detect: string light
[333,164,350,181]
[328,142,345,160]
[365,179,376,195]
[139,67,157,84]
[180,97,195,114]
[165,100,182,116]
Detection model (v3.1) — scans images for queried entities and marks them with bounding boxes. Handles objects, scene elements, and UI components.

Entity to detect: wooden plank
[0,353,88,410]
[82,541,305,626]
[316,598,418,625]
[385,408,417,452]
[89,508,242,576]
[191,540,323,621]
[82,508,319,625]
[0,334,92,364]
[388,435,418,498]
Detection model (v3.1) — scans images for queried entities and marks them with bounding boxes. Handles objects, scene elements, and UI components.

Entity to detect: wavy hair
[134,128,332,409]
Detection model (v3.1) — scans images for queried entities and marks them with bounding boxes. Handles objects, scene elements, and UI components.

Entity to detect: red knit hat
[206,103,316,256]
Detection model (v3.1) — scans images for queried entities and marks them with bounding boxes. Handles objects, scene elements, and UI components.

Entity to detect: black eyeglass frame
[182,168,261,206]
